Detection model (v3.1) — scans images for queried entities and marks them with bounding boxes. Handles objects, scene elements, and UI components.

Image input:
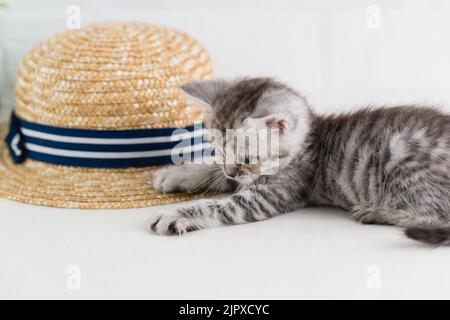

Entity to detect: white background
[2,0,450,116]
[0,0,450,300]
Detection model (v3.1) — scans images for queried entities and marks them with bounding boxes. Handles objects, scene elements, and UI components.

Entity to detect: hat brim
[0,123,200,209]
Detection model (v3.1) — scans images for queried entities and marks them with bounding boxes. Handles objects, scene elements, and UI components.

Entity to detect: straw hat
[0,22,213,209]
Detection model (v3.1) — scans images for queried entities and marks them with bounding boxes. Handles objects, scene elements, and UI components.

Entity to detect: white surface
[1,0,450,300]
[1,198,450,300]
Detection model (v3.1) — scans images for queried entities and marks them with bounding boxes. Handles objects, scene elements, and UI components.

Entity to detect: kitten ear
[262,113,291,134]
[180,80,232,113]
[244,113,291,134]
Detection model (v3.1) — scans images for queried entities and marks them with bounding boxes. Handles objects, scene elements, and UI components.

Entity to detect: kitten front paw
[148,210,198,236]
[153,168,185,193]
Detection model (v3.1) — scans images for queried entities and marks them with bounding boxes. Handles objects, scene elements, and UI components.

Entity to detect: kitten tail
[405,226,450,246]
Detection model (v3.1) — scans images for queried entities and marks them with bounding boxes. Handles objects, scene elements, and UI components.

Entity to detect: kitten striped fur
[150,78,450,245]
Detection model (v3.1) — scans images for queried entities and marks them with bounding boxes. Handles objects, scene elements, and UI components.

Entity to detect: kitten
[149,77,450,245]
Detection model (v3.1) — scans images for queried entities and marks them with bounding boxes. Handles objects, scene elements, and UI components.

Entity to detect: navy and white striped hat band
[5,112,212,168]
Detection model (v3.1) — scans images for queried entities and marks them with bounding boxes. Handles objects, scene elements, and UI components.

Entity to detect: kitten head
[181,78,311,185]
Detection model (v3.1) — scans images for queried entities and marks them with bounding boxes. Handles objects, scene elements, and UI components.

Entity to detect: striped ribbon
[4,113,212,168]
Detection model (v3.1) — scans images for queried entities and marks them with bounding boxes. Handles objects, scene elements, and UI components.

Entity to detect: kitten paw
[148,210,198,236]
[352,205,388,225]
[351,205,374,224]
[153,168,185,193]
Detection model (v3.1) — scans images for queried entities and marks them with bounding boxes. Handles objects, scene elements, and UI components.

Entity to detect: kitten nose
[226,165,241,177]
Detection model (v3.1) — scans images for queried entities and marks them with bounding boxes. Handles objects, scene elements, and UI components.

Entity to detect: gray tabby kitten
[149,78,450,245]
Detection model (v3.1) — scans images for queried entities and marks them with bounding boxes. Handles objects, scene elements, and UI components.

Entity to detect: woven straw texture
[0,22,213,209]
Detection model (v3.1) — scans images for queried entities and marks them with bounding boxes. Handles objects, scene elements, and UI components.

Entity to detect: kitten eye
[278,151,289,159]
